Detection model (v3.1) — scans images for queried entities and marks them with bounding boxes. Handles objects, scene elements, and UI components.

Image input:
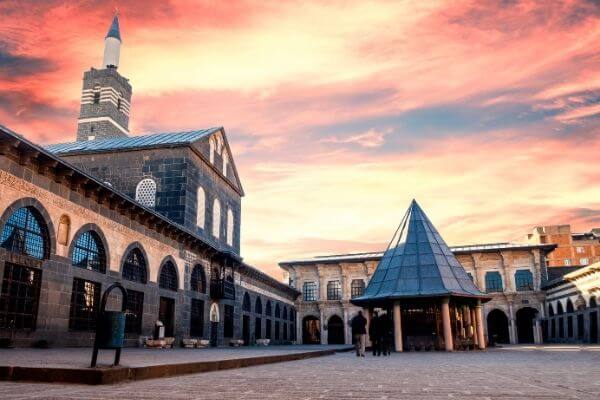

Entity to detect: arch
[135,178,157,208]
[265,300,272,316]
[121,242,149,284]
[226,208,234,246]
[197,186,206,228]
[557,301,564,315]
[57,214,71,245]
[190,264,206,293]
[548,303,555,317]
[283,306,288,320]
[516,307,538,344]
[212,198,221,238]
[566,298,575,313]
[289,308,295,322]
[222,152,229,176]
[302,315,321,344]
[69,224,109,273]
[275,303,281,318]
[255,297,263,314]
[158,257,179,291]
[327,315,345,344]
[242,292,251,312]
[486,309,510,345]
[590,296,598,308]
[0,197,55,258]
[210,302,220,322]
[209,136,216,164]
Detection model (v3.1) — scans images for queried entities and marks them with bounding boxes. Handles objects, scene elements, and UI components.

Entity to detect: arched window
[212,198,221,238]
[159,261,178,291]
[255,297,263,314]
[136,178,156,208]
[566,299,574,313]
[275,303,281,318]
[557,302,564,315]
[327,280,341,300]
[197,186,206,228]
[190,265,206,293]
[283,306,288,320]
[485,271,503,293]
[1,206,50,260]
[351,279,365,298]
[514,270,534,291]
[289,309,295,322]
[209,137,216,164]
[222,152,229,176]
[72,230,107,273]
[226,208,234,246]
[303,281,317,301]
[242,292,251,312]
[590,297,597,308]
[122,248,147,283]
[265,300,272,316]
[548,303,554,317]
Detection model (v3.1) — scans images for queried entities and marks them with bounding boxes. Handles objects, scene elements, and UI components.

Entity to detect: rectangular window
[275,321,280,340]
[515,270,534,291]
[485,271,503,293]
[0,263,42,330]
[302,282,317,302]
[327,280,341,300]
[558,317,564,338]
[224,304,234,337]
[564,259,571,266]
[255,317,262,339]
[283,322,288,341]
[125,289,144,334]
[567,316,573,337]
[266,319,272,339]
[190,298,204,337]
[577,314,584,339]
[580,258,589,265]
[576,246,584,253]
[350,279,365,298]
[69,278,101,331]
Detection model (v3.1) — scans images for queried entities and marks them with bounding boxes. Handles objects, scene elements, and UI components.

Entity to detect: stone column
[319,305,327,345]
[296,310,302,344]
[393,301,403,352]
[475,301,486,349]
[343,307,350,345]
[534,319,542,344]
[441,298,453,351]
[508,302,517,344]
[471,307,479,346]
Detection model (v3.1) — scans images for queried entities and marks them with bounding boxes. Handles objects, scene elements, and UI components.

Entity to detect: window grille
[327,280,341,300]
[71,230,106,273]
[125,289,144,334]
[514,270,534,291]
[303,282,317,301]
[69,278,101,331]
[224,304,234,337]
[135,178,157,208]
[190,265,206,293]
[159,261,178,291]
[0,207,49,260]
[122,248,147,283]
[350,279,365,298]
[485,271,503,293]
[0,263,42,330]
[190,298,204,337]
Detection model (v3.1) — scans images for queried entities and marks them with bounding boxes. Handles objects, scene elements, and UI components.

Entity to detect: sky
[1,0,599,278]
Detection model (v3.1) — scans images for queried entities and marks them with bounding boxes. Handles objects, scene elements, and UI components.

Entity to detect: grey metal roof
[46,128,221,155]
[352,200,487,305]
[106,15,121,41]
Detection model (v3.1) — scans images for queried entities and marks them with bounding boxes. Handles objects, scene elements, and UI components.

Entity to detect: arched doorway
[327,315,344,344]
[302,316,320,344]
[486,309,509,345]
[516,307,537,344]
[209,303,220,347]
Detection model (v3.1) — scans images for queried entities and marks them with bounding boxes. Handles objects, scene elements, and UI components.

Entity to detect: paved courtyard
[1,345,600,399]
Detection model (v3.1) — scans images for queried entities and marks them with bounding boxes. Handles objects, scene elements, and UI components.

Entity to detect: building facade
[543,262,599,344]
[281,242,555,346]
[527,225,600,268]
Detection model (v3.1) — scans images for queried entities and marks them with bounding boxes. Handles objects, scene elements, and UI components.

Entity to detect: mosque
[0,15,598,350]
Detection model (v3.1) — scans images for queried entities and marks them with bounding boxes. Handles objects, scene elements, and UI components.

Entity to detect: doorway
[242,315,250,345]
[327,315,344,344]
[516,307,537,344]
[486,309,510,344]
[302,316,321,344]
[159,297,175,337]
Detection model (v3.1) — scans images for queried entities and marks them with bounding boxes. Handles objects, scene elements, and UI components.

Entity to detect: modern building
[527,225,600,268]
[281,226,557,347]
[542,261,599,344]
[0,15,298,347]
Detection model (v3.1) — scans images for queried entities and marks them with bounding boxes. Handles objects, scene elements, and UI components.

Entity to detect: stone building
[527,225,600,269]
[0,15,298,347]
[281,241,555,346]
[542,261,599,344]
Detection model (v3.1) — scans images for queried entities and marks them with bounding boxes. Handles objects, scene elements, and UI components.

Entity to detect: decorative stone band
[77,116,129,134]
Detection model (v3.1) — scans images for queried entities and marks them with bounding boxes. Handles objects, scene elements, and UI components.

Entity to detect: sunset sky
[1,1,599,278]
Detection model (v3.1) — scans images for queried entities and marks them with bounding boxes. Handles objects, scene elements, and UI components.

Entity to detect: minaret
[76,14,132,141]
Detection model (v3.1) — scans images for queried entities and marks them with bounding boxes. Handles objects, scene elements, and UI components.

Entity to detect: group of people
[350,310,393,357]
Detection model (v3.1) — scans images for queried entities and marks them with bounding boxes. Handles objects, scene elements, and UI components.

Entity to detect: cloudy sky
[1,0,599,278]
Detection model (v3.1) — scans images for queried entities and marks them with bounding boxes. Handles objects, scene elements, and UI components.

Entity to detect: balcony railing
[210,279,235,300]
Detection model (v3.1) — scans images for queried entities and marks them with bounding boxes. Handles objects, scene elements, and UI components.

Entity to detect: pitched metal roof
[106,15,121,41]
[46,128,221,155]
[352,200,488,305]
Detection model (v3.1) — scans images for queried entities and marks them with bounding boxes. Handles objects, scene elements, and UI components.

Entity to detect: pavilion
[351,200,490,351]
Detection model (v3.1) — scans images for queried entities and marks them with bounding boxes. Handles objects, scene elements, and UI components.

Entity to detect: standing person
[369,311,382,356]
[380,312,393,355]
[351,311,367,357]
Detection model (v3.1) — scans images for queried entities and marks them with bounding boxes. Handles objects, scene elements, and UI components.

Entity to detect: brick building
[527,225,600,268]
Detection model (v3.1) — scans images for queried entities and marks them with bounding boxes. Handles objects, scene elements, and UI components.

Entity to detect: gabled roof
[352,200,488,305]
[46,129,220,154]
[106,15,121,41]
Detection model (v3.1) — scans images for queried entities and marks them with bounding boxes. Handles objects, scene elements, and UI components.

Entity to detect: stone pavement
[1,345,600,399]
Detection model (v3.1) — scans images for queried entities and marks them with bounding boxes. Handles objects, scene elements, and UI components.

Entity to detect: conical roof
[352,200,487,305]
[106,15,121,41]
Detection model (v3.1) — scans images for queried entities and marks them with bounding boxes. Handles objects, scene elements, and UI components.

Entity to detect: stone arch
[190,264,207,293]
[302,315,321,344]
[557,301,564,315]
[548,303,555,317]
[242,292,251,312]
[255,297,263,314]
[566,298,575,313]
[486,308,510,345]
[516,307,538,344]
[327,314,344,344]
[158,255,180,291]
[120,241,150,283]
[68,223,110,272]
[0,197,56,256]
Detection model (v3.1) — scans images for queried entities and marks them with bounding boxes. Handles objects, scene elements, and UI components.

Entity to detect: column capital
[441,297,450,304]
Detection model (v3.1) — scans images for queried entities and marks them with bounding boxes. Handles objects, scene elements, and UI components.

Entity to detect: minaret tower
[76,14,132,141]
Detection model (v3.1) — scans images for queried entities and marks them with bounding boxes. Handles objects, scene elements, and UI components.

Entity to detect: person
[369,311,382,356]
[380,312,393,355]
[351,310,367,357]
